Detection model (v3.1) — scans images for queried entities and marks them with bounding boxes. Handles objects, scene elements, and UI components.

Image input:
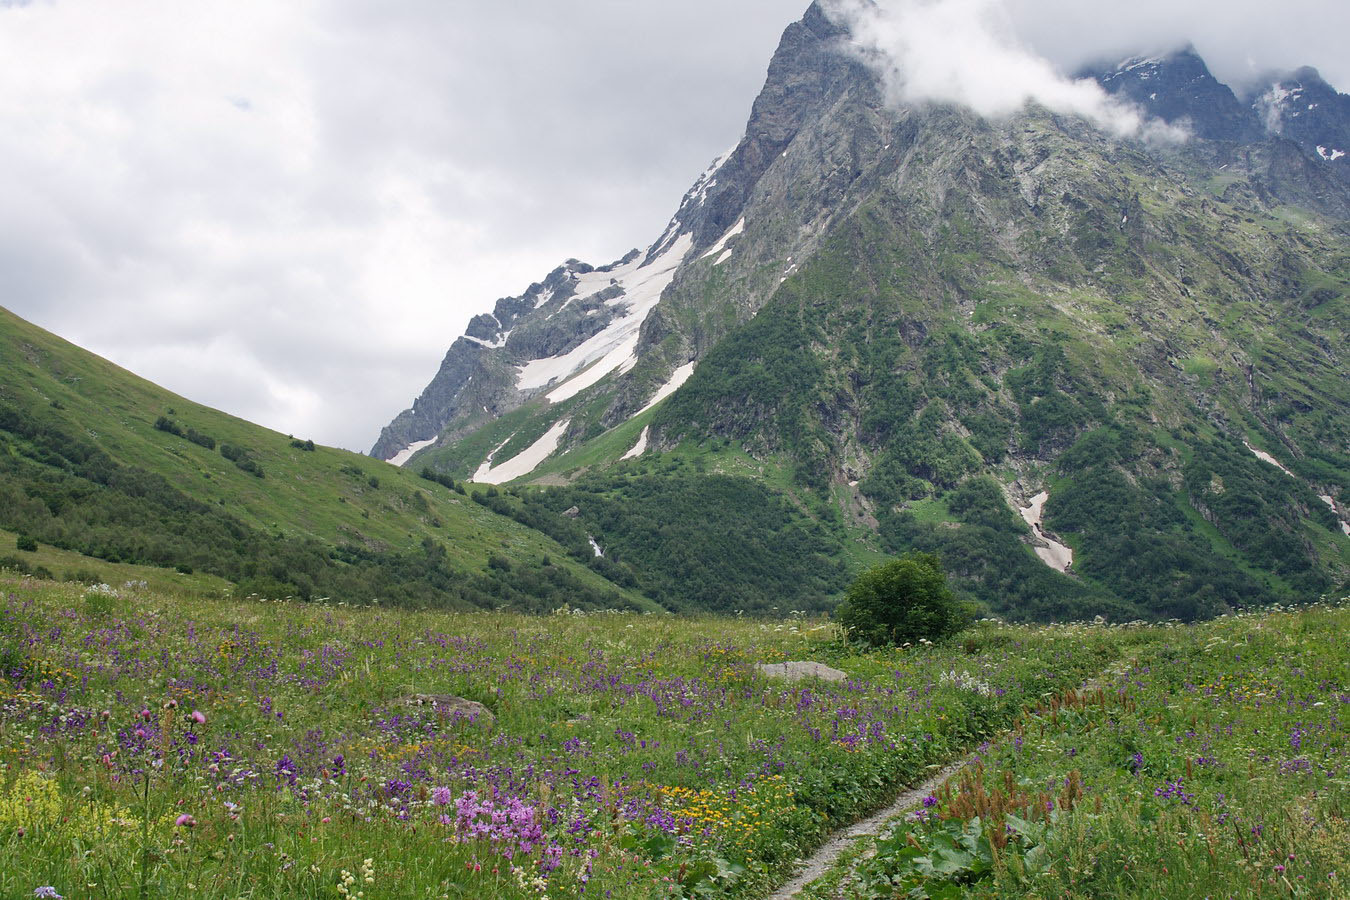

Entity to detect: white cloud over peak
[821,0,1186,140]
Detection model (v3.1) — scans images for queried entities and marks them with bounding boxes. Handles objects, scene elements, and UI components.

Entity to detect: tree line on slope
[0,403,634,612]
[470,467,849,613]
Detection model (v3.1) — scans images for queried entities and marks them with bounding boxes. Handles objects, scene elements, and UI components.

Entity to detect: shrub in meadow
[836,553,968,648]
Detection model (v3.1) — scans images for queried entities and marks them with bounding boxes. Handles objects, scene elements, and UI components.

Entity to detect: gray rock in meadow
[402,694,495,727]
[757,661,847,683]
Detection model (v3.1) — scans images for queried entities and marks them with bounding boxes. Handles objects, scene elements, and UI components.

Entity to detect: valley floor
[1,575,1346,899]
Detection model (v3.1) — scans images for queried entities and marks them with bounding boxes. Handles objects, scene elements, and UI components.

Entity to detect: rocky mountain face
[373,2,1350,621]
[370,3,874,464]
[1082,47,1263,143]
[1253,66,1350,172]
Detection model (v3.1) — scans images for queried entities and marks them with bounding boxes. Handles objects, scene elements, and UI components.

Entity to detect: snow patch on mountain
[387,438,437,467]
[1018,490,1074,573]
[463,333,509,349]
[517,233,693,403]
[622,426,651,460]
[1317,145,1346,161]
[635,362,696,418]
[701,218,745,260]
[1245,442,1295,477]
[1318,494,1350,537]
[688,146,737,210]
[1116,55,1163,77]
[471,437,511,481]
[473,419,571,485]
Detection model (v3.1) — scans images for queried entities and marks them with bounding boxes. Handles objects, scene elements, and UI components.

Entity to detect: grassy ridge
[0,526,230,598]
[0,305,645,609]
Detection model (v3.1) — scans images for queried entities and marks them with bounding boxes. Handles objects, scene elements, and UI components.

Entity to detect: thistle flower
[189,710,206,725]
[175,814,196,828]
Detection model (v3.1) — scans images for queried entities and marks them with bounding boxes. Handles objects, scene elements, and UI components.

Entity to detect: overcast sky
[2,1,1346,453]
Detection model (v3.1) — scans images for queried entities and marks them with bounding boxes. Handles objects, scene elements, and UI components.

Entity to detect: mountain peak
[1086,45,1262,142]
[1253,65,1350,177]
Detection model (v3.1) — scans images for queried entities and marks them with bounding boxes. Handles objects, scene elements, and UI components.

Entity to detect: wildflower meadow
[802,602,1350,900]
[1,572,1346,899]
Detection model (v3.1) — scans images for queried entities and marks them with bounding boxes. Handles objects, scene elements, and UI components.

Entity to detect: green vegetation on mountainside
[646,111,1350,621]
[0,526,231,598]
[470,459,849,613]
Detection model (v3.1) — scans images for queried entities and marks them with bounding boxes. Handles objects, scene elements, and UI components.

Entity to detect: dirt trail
[766,758,970,900]
[768,666,1123,900]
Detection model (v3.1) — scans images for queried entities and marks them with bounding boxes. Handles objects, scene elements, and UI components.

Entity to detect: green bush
[221,444,265,478]
[16,534,37,552]
[836,553,968,647]
[62,568,103,585]
[154,415,184,437]
[185,428,216,450]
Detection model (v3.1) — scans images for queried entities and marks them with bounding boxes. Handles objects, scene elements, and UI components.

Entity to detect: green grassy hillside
[0,305,652,611]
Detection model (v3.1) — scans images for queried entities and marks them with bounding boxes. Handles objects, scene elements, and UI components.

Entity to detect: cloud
[820,0,1187,140]
[822,0,1349,129]
[1003,0,1350,95]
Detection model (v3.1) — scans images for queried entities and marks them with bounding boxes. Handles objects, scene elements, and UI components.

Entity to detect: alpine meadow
[3,1,1349,898]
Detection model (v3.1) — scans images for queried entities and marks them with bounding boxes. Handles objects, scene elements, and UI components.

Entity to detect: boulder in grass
[756,661,847,683]
[401,694,495,728]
